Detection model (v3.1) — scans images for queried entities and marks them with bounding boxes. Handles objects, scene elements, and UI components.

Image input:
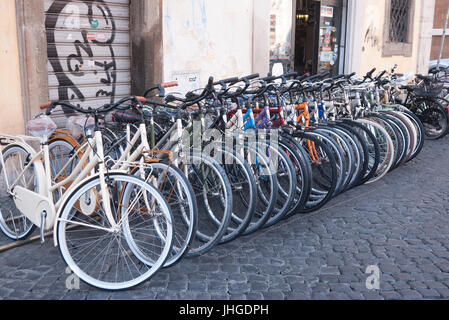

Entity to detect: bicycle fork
[94,130,118,231]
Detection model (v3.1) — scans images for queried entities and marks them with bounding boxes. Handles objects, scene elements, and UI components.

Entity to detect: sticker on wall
[169,71,201,96]
[90,19,99,29]
[88,60,95,69]
[87,32,96,41]
[96,33,106,41]
[320,52,333,62]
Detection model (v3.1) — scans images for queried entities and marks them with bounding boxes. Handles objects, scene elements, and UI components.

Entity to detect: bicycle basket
[26,115,57,140]
[414,84,444,98]
[67,116,95,138]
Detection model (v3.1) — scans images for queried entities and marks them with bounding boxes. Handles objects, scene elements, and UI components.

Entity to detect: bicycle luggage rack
[104,156,155,176]
[0,134,41,152]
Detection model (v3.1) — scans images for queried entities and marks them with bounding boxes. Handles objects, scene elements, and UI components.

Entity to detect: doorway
[293,0,346,76]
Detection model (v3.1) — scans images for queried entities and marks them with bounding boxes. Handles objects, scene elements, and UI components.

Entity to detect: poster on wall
[318,5,339,74]
[320,6,334,18]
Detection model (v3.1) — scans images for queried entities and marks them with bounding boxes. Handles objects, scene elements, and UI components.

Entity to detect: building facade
[431,0,449,62]
[0,0,435,134]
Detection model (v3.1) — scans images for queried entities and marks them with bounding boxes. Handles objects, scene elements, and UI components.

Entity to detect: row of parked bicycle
[0,66,442,290]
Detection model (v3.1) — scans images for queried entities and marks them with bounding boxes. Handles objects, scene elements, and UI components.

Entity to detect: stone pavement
[1,136,449,300]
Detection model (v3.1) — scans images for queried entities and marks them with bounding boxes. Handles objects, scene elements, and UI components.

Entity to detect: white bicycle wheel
[57,173,173,290]
[0,144,37,240]
[356,118,395,184]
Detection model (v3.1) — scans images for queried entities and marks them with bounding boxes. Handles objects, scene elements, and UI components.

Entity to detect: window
[383,0,415,56]
[389,0,410,43]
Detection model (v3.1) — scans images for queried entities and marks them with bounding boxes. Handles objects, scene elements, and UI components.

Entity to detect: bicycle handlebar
[364,68,376,80]
[304,72,330,83]
[41,96,142,116]
[346,72,356,79]
[164,76,215,107]
[244,73,260,81]
[143,81,179,98]
[161,81,179,89]
[213,77,239,86]
[375,70,387,81]
[40,102,52,110]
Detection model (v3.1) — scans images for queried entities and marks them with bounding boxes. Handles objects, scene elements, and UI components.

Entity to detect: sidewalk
[1,136,449,300]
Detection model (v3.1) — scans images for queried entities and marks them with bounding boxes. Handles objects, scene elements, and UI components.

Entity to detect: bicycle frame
[0,130,119,246]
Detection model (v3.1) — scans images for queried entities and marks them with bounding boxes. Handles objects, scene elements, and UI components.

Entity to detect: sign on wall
[321,6,334,18]
[168,71,201,96]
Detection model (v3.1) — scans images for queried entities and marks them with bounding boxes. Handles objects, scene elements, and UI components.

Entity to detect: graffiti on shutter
[45,0,131,118]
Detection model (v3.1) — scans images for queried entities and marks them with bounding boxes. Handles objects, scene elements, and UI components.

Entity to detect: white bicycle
[0,100,174,290]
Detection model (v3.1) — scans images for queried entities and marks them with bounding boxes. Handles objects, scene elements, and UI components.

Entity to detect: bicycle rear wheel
[0,144,37,240]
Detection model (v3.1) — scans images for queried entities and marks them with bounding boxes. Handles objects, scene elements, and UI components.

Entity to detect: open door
[317,0,345,76]
[293,0,346,76]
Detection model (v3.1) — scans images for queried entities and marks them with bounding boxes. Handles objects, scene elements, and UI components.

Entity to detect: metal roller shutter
[44,0,131,124]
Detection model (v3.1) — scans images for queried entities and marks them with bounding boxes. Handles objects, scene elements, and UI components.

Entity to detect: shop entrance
[293,0,346,76]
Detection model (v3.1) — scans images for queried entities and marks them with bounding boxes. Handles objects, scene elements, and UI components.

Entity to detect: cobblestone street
[1,136,449,300]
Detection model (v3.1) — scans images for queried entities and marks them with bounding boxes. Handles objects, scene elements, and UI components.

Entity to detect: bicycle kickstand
[40,211,47,244]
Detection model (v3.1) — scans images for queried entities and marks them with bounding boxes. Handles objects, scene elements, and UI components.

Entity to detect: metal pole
[437,4,449,71]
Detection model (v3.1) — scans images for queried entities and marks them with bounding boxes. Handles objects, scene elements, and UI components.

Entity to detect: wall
[431,35,449,60]
[434,0,449,28]
[254,1,271,76]
[16,0,48,124]
[162,0,269,93]
[431,0,449,60]
[345,0,366,74]
[360,0,422,75]
[416,0,434,74]
[131,0,163,95]
[0,0,25,134]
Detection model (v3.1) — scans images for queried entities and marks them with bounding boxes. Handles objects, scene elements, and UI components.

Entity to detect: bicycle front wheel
[57,173,173,291]
[132,162,197,268]
[182,153,233,257]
